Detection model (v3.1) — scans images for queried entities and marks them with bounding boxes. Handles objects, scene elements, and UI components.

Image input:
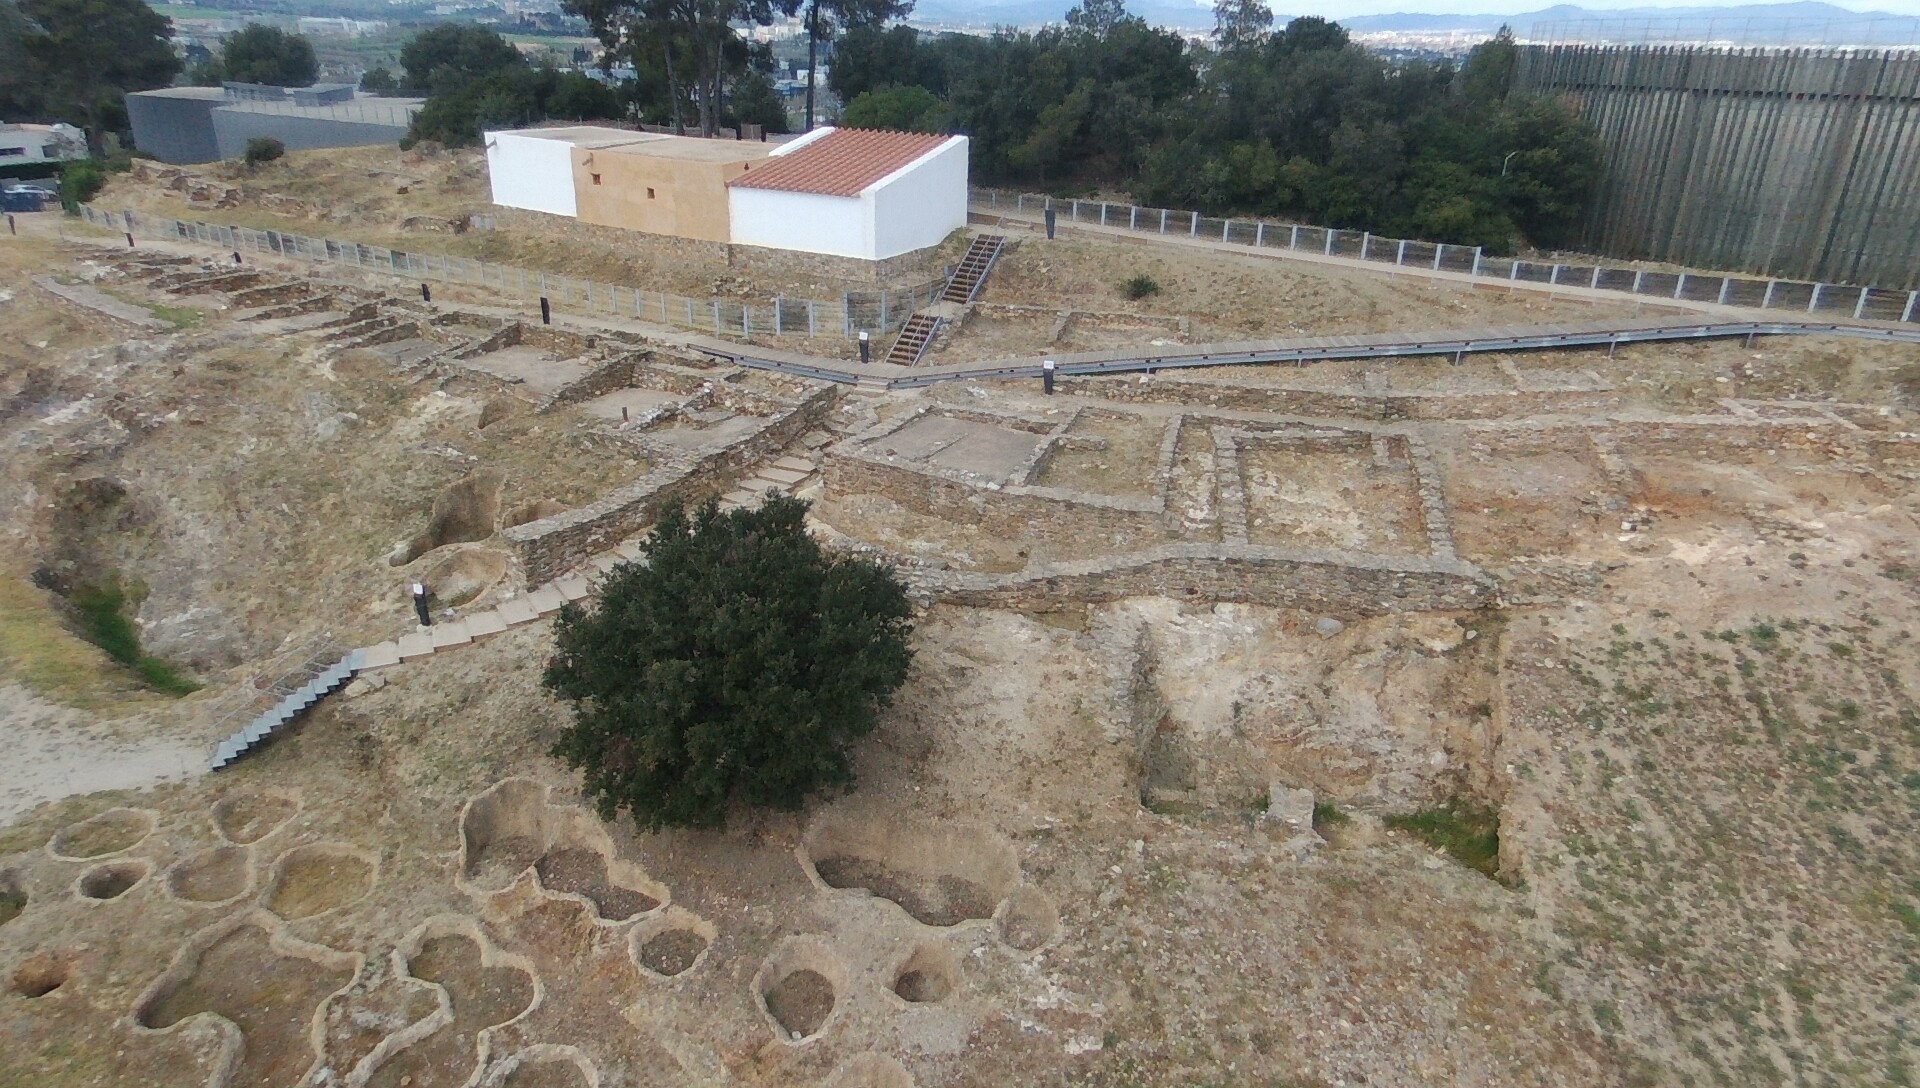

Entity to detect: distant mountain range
[907,0,1920,42]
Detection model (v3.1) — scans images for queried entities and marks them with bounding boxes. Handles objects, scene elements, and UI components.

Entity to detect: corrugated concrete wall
[126,94,223,165]
[1518,44,1920,289]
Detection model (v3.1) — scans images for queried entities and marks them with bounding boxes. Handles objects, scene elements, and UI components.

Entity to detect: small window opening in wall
[591,173,602,185]
[647,187,656,199]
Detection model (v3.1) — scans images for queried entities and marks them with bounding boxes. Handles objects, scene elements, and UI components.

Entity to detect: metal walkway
[700,316,1920,390]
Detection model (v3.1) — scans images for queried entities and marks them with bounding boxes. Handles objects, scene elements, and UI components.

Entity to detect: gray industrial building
[126,83,423,165]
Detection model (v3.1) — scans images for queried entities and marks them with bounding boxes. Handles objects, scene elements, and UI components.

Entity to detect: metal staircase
[208,643,364,770]
[941,234,1006,304]
[885,312,943,366]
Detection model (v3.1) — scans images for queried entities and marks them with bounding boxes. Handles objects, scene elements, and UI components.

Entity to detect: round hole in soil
[11,953,70,998]
[636,928,708,977]
[890,944,957,1004]
[763,968,835,1040]
[79,861,147,900]
[0,870,24,928]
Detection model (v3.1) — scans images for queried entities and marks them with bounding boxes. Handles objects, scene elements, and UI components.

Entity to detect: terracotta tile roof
[727,128,953,198]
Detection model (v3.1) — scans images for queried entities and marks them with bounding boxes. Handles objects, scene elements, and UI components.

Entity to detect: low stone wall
[942,546,1493,615]
[1059,373,1616,421]
[503,384,838,583]
[851,539,1496,616]
[543,352,648,411]
[825,451,1169,543]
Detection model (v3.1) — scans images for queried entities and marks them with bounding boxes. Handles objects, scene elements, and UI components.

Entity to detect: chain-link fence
[968,189,1920,326]
[77,206,950,339]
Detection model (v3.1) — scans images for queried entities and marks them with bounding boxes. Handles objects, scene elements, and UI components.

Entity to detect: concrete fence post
[1160,209,1168,233]
[1590,267,1602,290]
[1130,206,1138,230]
[1716,278,1731,305]
[1903,291,1918,324]
[1632,270,1644,293]
[1808,284,1822,312]
[1551,263,1564,284]
[1222,219,1231,242]
[1512,262,1522,281]
[1190,211,1198,236]
[1763,280,1778,309]
[1397,239,1408,265]
[1432,244,1444,270]
[1360,233,1370,260]
[774,297,783,335]
[713,300,721,335]
[1324,230,1336,256]
[1100,203,1107,226]
[1673,273,1686,299]
[1256,223,1264,247]
[1291,225,1300,250]
[1854,287,1870,319]
[809,300,817,337]
[1471,248,1482,276]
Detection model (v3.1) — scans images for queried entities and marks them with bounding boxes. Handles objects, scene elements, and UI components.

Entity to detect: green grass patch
[0,568,143,707]
[0,888,24,927]
[1386,800,1501,878]
[1312,800,1351,832]
[69,577,199,696]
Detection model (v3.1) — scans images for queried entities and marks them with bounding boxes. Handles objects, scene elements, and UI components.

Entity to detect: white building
[0,122,87,167]
[726,127,969,261]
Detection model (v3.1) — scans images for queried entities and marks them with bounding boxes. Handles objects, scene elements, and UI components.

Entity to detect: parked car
[4,183,57,199]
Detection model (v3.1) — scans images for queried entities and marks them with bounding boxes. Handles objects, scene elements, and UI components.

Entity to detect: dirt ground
[6,218,1920,1088]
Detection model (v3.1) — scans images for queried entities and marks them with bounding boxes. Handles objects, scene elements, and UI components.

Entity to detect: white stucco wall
[729,134,969,261]
[485,131,577,218]
[728,186,869,259]
[867,136,969,261]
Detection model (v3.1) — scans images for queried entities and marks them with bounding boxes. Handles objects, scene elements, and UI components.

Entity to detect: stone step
[757,465,809,486]
[556,575,591,601]
[359,641,401,670]
[397,632,435,661]
[771,455,815,473]
[527,587,566,614]
[465,611,507,638]
[613,541,645,561]
[723,489,762,507]
[496,598,538,626]
[430,622,473,649]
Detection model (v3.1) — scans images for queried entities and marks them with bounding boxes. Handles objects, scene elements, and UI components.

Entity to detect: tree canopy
[209,24,320,87]
[0,0,180,150]
[826,2,1601,252]
[400,23,526,93]
[397,26,622,147]
[542,495,915,830]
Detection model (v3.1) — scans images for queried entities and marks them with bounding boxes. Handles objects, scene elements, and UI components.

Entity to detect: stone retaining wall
[503,384,838,583]
[835,537,1496,616]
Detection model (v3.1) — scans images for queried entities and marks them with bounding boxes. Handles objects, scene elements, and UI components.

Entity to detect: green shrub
[69,576,198,696]
[544,495,913,830]
[1122,273,1161,300]
[1312,800,1351,831]
[243,137,286,168]
[1385,800,1501,877]
[58,160,107,213]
